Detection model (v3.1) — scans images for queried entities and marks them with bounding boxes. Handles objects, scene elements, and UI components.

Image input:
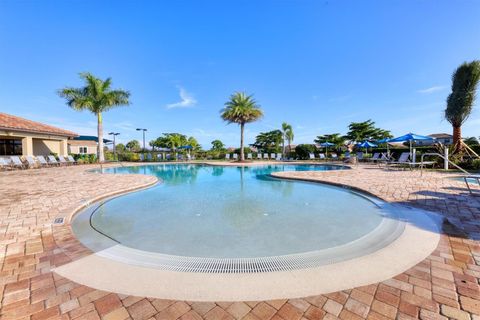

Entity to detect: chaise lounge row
[0,155,77,170]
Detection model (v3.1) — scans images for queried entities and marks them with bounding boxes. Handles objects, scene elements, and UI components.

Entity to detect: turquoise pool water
[73,164,398,259]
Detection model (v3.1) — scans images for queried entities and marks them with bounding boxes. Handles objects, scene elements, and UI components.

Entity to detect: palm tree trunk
[97,112,104,162]
[453,125,463,152]
[282,134,285,159]
[240,123,245,161]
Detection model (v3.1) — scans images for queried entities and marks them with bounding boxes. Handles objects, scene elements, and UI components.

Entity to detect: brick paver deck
[1,163,479,320]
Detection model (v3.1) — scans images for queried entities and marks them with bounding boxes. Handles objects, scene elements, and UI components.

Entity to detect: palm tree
[281,122,294,157]
[58,72,130,162]
[221,92,263,161]
[445,61,480,151]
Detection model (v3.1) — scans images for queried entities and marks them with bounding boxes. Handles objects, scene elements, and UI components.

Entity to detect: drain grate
[53,217,65,225]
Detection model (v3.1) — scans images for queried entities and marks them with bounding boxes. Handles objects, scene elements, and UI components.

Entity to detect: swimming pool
[73,163,405,273]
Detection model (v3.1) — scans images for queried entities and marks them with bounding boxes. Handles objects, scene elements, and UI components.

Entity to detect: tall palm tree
[58,72,130,162]
[281,122,294,157]
[221,92,263,161]
[445,61,480,151]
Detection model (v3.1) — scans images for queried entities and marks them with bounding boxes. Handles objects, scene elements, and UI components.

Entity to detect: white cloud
[166,86,197,109]
[417,86,447,94]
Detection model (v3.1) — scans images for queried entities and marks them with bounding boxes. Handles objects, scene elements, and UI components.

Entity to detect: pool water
[73,164,400,260]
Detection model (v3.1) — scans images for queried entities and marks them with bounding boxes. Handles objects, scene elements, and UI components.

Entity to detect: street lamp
[108,132,120,161]
[136,128,147,152]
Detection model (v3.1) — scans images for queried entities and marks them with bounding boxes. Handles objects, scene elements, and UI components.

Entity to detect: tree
[126,140,141,152]
[445,61,480,152]
[314,133,346,149]
[464,137,479,146]
[253,130,283,153]
[58,72,130,162]
[281,122,294,156]
[295,144,316,160]
[187,136,201,152]
[211,140,225,151]
[344,120,392,142]
[221,92,263,161]
[115,143,126,152]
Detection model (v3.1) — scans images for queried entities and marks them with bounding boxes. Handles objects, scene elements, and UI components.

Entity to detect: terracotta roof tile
[0,113,78,137]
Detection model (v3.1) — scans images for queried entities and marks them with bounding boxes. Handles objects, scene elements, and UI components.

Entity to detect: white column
[444,146,449,170]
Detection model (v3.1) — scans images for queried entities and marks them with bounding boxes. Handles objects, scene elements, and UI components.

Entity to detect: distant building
[68,136,112,155]
[0,112,77,156]
[415,133,453,146]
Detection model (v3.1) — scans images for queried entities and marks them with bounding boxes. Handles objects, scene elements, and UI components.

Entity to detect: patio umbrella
[376,138,391,157]
[319,142,335,157]
[356,141,377,154]
[388,133,434,161]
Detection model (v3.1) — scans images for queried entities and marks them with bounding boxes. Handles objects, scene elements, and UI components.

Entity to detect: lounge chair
[147,153,153,161]
[344,152,351,159]
[366,153,380,162]
[247,153,252,160]
[10,156,26,169]
[156,154,163,161]
[37,155,50,167]
[139,154,145,162]
[67,155,78,165]
[233,153,238,160]
[319,153,326,160]
[166,154,171,160]
[309,153,315,160]
[387,152,435,170]
[187,154,191,161]
[356,152,364,162]
[0,157,12,170]
[275,154,282,161]
[25,156,39,168]
[225,154,230,160]
[270,153,276,160]
[58,156,69,165]
[263,153,269,160]
[331,153,338,160]
[257,153,262,160]
[47,155,60,166]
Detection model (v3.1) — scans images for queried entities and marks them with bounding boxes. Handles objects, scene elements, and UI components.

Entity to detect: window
[0,139,22,155]
[79,146,88,154]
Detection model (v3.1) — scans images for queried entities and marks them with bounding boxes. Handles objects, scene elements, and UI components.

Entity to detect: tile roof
[0,113,78,137]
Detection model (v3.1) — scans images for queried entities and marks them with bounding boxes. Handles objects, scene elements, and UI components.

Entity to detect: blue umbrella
[389,133,435,161]
[356,141,377,148]
[319,142,335,157]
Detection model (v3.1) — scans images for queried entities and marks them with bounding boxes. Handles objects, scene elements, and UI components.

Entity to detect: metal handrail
[420,153,470,176]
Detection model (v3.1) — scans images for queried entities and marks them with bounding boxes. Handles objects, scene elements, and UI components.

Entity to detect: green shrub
[295,144,316,160]
[118,152,140,162]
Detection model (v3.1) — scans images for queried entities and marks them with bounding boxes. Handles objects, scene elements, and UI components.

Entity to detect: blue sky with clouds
[0,1,479,148]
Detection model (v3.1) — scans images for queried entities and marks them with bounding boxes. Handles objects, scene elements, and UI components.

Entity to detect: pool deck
[1,161,480,319]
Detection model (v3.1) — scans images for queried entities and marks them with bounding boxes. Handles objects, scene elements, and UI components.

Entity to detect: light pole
[108,132,120,161]
[136,128,147,152]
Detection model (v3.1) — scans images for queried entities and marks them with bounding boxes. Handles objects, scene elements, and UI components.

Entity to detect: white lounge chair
[10,156,26,169]
[187,154,192,161]
[257,153,262,159]
[47,155,60,166]
[270,153,276,160]
[0,157,12,170]
[67,155,78,165]
[247,153,252,160]
[233,154,238,160]
[319,153,326,160]
[275,154,282,161]
[331,153,338,160]
[58,155,69,165]
[139,154,145,161]
[225,154,230,160]
[263,153,269,160]
[309,153,315,160]
[25,156,38,168]
[37,155,50,167]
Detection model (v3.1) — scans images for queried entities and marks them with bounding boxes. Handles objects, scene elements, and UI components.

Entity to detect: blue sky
[1,1,479,148]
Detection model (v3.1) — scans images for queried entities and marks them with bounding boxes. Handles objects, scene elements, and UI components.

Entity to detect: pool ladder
[420,153,478,195]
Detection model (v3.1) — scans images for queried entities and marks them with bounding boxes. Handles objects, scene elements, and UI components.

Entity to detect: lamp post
[108,132,120,161]
[136,128,147,152]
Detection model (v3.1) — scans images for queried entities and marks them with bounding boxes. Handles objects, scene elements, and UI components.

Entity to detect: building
[415,133,453,146]
[0,113,77,156]
[68,136,112,155]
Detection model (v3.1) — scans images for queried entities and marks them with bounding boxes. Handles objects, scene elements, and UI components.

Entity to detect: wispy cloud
[417,86,446,94]
[166,86,197,109]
